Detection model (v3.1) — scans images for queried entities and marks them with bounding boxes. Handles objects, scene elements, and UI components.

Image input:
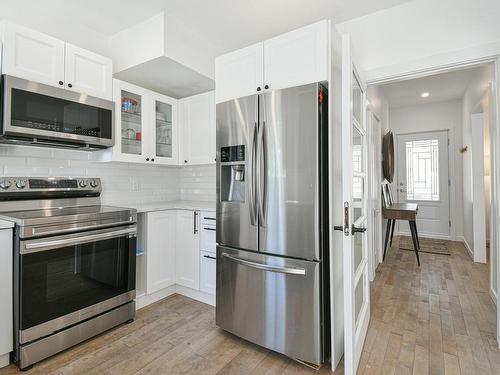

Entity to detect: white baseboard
[0,353,9,368]
[395,231,451,241]
[136,285,176,309]
[175,285,215,306]
[136,284,215,310]
[490,287,498,306]
[461,237,474,260]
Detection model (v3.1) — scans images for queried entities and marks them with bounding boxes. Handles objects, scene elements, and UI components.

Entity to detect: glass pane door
[120,90,143,155]
[155,100,173,158]
[20,233,136,330]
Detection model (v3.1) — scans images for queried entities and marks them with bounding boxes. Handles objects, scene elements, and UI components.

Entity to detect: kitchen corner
[122,199,217,311]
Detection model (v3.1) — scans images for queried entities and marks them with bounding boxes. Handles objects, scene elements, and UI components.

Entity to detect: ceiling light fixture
[421,92,430,98]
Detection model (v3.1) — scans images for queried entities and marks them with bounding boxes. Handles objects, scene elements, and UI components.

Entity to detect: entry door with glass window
[396,131,450,237]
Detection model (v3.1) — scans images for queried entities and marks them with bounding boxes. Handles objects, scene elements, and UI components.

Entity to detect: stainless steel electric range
[0,177,137,370]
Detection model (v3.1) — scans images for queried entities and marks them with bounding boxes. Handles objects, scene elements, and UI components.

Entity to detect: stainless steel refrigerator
[216,82,330,366]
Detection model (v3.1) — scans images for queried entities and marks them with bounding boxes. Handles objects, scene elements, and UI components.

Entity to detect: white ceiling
[1,0,414,54]
[377,67,484,108]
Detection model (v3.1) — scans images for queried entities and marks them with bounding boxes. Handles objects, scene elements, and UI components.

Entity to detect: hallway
[357,236,499,374]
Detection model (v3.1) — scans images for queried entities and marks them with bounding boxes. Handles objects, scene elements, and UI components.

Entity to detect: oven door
[3,75,114,147]
[17,225,136,344]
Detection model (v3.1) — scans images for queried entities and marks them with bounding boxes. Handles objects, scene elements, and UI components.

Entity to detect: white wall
[337,0,500,82]
[389,100,464,240]
[0,146,180,205]
[462,65,495,256]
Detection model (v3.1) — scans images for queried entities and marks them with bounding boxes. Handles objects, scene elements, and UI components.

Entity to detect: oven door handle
[21,226,137,254]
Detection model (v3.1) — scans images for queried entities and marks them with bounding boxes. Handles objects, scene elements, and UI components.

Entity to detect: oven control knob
[90,179,98,188]
[0,179,12,190]
[79,180,88,188]
[16,180,27,189]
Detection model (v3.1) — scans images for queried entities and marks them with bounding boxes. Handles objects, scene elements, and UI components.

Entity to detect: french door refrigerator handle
[249,121,258,226]
[222,253,306,275]
[257,120,267,226]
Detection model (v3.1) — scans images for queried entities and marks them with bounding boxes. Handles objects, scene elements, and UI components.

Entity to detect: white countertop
[120,200,216,214]
[0,220,14,229]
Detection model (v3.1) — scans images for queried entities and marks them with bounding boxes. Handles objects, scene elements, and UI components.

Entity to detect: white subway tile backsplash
[180,165,216,202]
[1,146,215,205]
[1,145,181,205]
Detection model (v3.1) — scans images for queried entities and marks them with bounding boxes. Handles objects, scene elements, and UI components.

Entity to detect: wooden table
[382,203,420,266]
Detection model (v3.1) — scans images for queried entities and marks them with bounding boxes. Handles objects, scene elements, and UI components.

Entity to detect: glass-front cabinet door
[150,92,178,165]
[113,80,149,163]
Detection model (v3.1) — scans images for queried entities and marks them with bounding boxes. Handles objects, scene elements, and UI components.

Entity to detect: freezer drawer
[216,246,323,365]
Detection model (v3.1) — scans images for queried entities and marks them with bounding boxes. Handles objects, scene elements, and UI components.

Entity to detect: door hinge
[449,220,452,227]
[448,138,450,145]
[448,179,451,186]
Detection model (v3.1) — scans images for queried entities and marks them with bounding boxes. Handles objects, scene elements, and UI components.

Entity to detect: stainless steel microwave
[0,75,114,149]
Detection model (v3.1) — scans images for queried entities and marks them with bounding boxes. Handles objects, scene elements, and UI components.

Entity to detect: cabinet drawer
[200,251,216,295]
[200,211,216,226]
[200,225,216,254]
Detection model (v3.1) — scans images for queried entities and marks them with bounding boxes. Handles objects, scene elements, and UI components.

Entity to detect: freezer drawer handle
[222,253,306,275]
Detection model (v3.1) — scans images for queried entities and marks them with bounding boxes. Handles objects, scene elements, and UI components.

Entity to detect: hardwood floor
[0,236,497,374]
[357,236,499,374]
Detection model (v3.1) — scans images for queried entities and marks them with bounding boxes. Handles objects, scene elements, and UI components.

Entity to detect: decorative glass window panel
[405,139,439,201]
[352,126,363,172]
[352,176,364,221]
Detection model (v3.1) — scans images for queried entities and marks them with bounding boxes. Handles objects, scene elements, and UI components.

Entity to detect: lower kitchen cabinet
[175,210,200,289]
[0,227,13,368]
[145,210,176,294]
[200,251,216,295]
[138,208,215,309]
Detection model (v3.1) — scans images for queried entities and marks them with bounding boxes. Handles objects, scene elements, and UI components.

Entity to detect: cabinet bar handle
[204,255,216,260]
[203,227,216,231]
[193,211,198,234]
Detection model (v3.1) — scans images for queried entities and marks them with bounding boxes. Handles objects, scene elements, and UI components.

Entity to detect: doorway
[396,130,450,238]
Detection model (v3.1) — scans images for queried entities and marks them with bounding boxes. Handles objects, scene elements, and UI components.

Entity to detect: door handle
[333,225,343,231]
[249,121,258,226]
[222,253,306,275]
[351,225,367,234]
[257,120,267,226]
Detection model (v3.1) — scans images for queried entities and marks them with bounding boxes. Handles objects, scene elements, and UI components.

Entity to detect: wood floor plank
[0,237,495,375]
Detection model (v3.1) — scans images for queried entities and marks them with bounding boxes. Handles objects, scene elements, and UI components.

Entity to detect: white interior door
[341,35,370,375]
[396,131,450,238]
[368,111,383,281]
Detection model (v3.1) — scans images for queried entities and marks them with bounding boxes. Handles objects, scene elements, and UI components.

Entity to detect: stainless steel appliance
[216,82,330,366]
[0,177,136,370]
[0,75,114,149]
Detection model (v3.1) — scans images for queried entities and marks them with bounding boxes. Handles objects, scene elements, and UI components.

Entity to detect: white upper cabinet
[2,22,65,88]
[1,22,112,100]
[103,79,178,165]
[215,20,329,102]
[263,20,328,91]
[179,91,216,165]
[65,43,112,100]
[215,43,264,104]
[150,91,178,165]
